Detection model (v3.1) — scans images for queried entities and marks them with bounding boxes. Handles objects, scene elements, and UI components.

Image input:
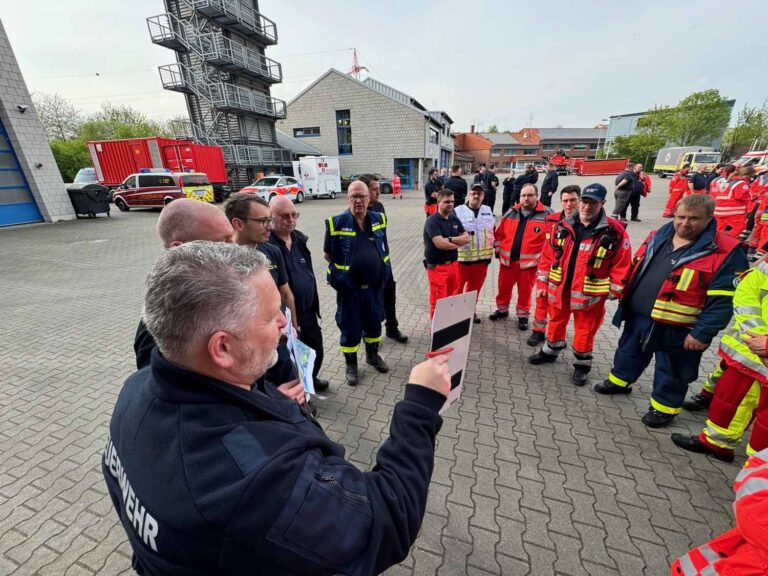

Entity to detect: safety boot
[517,317,529,331]
[365,343,389,373]
[671,433,734,463]
[641,408,675,428]
[344,352,358,386]
[527,349,557,365]
[489,310,509,321]
[594,379,632,395]
[572,366,590,387]
[526,331,545,346]
[682,392,711,412]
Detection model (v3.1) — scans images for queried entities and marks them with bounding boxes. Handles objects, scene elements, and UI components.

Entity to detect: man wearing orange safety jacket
[711,166,754,238]
[663,163,691,218]
[671,447,768,575]
[748,169,768,261]
[595,195,747,428]
[528,185,581,347]
[528,183,632,386]
[489,183,551,330]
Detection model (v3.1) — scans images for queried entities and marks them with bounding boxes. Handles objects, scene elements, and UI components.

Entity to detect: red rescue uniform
[749,173,768,252]
[493,201,551,317]
[533,211,566,335]
[663,170,690,217]
[672,448,768,575]
[712,176,751,237]
[537,211,632,373]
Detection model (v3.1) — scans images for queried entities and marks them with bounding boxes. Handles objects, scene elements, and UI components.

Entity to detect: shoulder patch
[222,426,269,477]
[623,239,631,250]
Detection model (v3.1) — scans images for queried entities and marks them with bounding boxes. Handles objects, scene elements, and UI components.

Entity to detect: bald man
[268,195,329,391]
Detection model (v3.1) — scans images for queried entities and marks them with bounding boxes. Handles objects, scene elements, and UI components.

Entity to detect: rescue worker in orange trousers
[671,447,768,575]
[594,195,747,428]
[455,182,495,324]
[528,183,632,386]
[489,183,552,329]
[748,168,768,261]
[711,166,753,238]
[662,163,691,218]
[672,255,768,462]
[423,189,471,318]
[424,168,440,217]
[528,185,582,346]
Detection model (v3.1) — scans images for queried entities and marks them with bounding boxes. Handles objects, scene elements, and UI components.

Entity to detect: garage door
[0,118,43,227]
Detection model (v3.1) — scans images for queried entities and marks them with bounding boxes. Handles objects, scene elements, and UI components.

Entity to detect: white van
[292,156,341,199]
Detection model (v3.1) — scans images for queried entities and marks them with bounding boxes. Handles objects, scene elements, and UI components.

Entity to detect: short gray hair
[678,194,716,218]
[143,241,268,361]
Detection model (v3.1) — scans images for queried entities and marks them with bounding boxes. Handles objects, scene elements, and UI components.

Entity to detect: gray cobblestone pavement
[0,175,742,575]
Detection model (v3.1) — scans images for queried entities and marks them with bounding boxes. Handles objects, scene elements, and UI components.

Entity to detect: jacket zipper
[314,472,370,504]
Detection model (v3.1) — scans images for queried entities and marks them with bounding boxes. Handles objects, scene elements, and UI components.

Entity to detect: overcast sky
[5,0,766,132]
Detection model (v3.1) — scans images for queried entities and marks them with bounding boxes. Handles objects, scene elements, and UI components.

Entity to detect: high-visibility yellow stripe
[363,336,382,344]
[584,278,610,286]
[583,286,610,295]
[676,268,695,291]
[650,397,682,415]
[608,372,631,387]
[651,310,698,325]
[703,381,760,449]
[339,344,360,353]
[333,263,350,271]
[383,255,390,263]
[707,289,735,297]
[653,300,701,315]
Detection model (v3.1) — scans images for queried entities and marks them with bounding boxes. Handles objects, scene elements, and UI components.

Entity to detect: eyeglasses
[349,195,369,201]
[239,217,273,227]
[277,212,300,220]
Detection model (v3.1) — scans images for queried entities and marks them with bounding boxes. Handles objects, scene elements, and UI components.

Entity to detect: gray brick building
[277,69,454,189]
[0,18,74,226]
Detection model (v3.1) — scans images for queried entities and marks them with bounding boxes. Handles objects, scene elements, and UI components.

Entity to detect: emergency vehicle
[653,146,720,177]
[291,156,341,199]
[240,175,305,203]
[736,150,768,169]
[111,171,214,211]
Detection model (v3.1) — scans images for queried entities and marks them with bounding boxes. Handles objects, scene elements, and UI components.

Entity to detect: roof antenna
[347,48,369,80]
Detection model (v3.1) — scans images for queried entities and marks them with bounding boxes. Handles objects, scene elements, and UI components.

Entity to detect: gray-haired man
[104,241,452,575]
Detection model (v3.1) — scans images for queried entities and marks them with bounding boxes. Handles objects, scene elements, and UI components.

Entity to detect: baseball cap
[581,183,607,202]
[470,183,484,191]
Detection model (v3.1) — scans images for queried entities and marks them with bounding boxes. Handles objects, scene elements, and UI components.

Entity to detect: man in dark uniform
[689,164,710,194]
[423,189,471,318]
[104,241,453,576]
[325,181,392,385]
[483,163,500,213]
[226,193,298,331]
[424,168,440,217]
[269,195,330,392]
[358,174,409,343]
[511,164,539,210]
[443,164,468,206]
[540,162,559,208]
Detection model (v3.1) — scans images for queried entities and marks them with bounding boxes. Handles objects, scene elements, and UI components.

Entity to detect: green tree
[487,124,499,133]
[665,89,732,146]
[78,101,168,141]
[725,102,768,154]
[31,91,82,141]
[49,139,91,182]
[609,133,664,170]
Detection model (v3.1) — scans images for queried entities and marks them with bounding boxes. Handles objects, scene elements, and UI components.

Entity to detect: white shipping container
[293,156,341,199]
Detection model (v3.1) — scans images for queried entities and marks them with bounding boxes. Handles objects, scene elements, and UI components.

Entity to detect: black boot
[365,343,389,373]
[641,408,675,428]
[528,349,558,365]
[517,317,529,331]
[594,379,632,395]
[344,353,358,386]
[671,433,734,463]
[526,331,545,346]
[682,392,711,412]
[386,327,409,344]
[314,377,330,392]
[489,310,509,321]
[572,366,590,387]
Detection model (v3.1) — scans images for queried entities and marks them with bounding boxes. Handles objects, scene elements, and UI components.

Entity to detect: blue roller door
[0,118,43,226]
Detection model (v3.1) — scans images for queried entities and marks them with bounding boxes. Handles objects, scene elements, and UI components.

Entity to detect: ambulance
[292,156,342,199]
[736,150,768,169]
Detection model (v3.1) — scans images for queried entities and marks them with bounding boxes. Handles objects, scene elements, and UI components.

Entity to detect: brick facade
[0,19,74,223]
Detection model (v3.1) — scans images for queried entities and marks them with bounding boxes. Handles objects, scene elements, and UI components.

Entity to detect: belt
[425,260,455,269]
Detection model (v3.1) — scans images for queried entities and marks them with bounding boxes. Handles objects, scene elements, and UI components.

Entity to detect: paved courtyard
[0,175,744,575]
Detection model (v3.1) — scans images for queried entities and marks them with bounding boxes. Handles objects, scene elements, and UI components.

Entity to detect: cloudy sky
[5,0,766,132]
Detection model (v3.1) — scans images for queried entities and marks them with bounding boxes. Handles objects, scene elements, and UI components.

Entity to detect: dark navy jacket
[613,219,748,345]
[103,349,445,575]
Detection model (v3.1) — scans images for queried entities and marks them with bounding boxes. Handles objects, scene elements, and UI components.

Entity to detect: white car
[240,176,305,203]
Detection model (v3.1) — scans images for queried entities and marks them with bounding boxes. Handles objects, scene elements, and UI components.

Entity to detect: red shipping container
[86,137,227,187]
[575,158,630,176]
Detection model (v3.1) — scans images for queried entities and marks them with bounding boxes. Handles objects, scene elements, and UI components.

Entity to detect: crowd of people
[104,161,768,574]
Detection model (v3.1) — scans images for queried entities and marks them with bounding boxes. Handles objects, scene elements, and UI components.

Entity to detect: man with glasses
[268,195,330,392]
[324,181,391,385]
[226,193,298,330]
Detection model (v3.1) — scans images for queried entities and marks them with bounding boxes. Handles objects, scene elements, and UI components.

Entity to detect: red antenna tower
[347,48,369,80]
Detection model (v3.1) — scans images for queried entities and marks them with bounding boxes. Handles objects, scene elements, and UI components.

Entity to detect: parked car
[111,171,214,212]
[240,175,305,203]
[72,167,98,184]
[346,173,393,194]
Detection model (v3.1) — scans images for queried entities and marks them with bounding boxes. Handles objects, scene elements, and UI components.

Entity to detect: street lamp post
[596,118,609,158]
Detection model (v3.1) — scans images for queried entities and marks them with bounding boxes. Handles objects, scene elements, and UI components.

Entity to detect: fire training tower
[147,0,291,189]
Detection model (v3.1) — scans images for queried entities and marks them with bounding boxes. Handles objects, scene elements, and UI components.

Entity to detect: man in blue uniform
[104,241,452,575]
[324,181,392,385]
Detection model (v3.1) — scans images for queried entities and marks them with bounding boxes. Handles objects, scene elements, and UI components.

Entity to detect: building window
[293,127,320,138]
[589,143,598,150]
[572,144,588,150]
[523,149,536,155]
[336,110,352,155]
[541,144,556,151]
[429,127,439,145]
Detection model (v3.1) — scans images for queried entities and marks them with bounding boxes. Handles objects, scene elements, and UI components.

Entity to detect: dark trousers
[620,192,642,220]
[609,314,702,414]
[483,190,497,213]
[298,310,324,378]
[335,286,384,353]
[384,277,399,331]
[501,189,515,214]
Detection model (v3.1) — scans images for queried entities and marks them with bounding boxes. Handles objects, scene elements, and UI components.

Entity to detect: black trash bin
[66,183,111,219]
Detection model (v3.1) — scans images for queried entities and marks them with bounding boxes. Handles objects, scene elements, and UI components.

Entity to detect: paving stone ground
[0,175,743,575]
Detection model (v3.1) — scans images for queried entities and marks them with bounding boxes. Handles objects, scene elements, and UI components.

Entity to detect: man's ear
[170,240,183,248]
[208,331,237,369]
[231,218,244,232]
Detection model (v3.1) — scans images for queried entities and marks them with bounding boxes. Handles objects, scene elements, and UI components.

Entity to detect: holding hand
[277,379,306,404]
[744,331,768,358]
[683,335,709,352]
[409,355,451,398]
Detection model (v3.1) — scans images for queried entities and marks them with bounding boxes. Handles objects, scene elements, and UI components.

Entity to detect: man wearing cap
[455,182,495,323]
[489,183,551,329]
[423,189,471,318]
[595,194,747,428]
[528,183,632,386]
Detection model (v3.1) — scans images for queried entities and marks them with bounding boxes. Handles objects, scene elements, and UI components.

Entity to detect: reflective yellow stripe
[608,372,631,388]
[363,336,382,344]
[583,286,610,295]
[596,247,607,258]
[333,263,350,271]
[651,309,698,325]
[707,289,735,297]
[339,344,360,353]
[653,300,701,314]
[383,255,390,263]
[676,268,695,291]
[650,397,682,415]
